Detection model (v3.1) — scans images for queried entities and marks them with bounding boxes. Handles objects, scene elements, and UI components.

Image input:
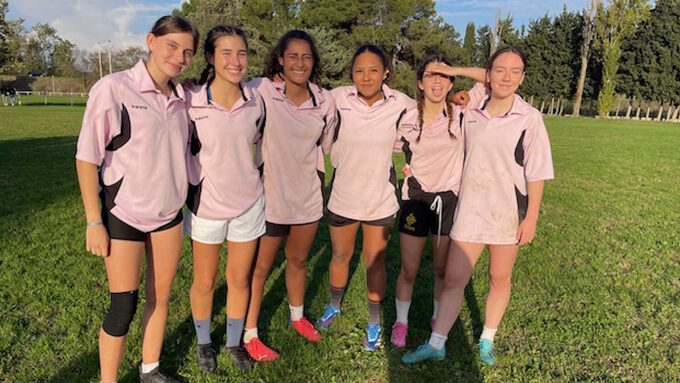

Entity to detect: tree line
[1,0,678,117]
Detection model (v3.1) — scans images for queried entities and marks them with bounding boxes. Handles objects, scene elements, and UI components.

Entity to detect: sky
[7,0,586,51]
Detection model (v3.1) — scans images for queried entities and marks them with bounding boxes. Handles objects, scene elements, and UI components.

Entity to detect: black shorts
[102,209,183,242]
[326,209,396,228]
[398,191,458,237]
[265,220,319,237]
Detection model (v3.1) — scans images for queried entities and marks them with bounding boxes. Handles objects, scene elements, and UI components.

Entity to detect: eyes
[166,41,194,59]
[492,67,523,77]
[220,50,248,58]
[353,67,381,74]
[286,53,313,61]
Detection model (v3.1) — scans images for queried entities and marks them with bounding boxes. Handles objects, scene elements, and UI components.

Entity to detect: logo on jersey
[272,97,284,102]
[339,107,352,111]
[195,115,209,121]
[131,105,147,110]
[404,213,417,231]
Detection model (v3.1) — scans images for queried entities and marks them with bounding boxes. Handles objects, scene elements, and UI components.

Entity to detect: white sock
[289,304,304,321]
[140,361,159,374]
[428,332,447,350]
[243,327,258,343]
[432,299,439,320]
[480,325,497,343]
[395,298,411,325]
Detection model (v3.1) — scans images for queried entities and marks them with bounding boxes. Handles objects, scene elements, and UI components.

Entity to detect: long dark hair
[263,30,322,85]
[198,25,248,85]
[149,15,199,54]
[351,44,391,84]
[415,55,455,142]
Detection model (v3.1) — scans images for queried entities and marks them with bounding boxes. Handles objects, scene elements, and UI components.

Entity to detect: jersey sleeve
[466,82,488,109]
[523,111,554,182]
[75,78,121,165]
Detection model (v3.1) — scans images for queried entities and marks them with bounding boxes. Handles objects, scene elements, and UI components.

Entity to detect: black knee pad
[102,290,139,337]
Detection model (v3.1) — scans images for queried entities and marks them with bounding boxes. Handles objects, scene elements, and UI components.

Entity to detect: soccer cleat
[479,339,496,365]
[244,337,280,362]
[363,323,382,351]
[226,345,252,371]
[139,366,180,383]
[196,343,217,372]
[316,305,341,329]
[290,317,322,342]
[390,321,408,348]
[401,343,446,364]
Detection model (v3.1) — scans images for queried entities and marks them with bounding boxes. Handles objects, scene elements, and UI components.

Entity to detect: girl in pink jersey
[315,45,415,351]
[243,30,337,361]
[184,25,265,373]
[75,16,197,383]
[402,47,554,365]
[391,55,486,349]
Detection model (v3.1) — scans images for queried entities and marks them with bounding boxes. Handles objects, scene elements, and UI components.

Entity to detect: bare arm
[516,180,544,246]
[76,159,109,257]
[425,63,487,84]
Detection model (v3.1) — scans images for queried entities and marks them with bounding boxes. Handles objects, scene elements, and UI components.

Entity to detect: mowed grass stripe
[0,107,678,382]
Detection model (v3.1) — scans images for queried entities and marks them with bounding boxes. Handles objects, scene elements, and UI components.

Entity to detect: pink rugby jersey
[328,84,416,221]
[185,82,265,221]
[76,60,189,232]
[396,82,487,200]
[249,77,337,224]
[451,94,554,245]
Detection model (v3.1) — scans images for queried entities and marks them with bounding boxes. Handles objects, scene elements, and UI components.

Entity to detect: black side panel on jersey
[317,116,328,146]
[515,185,528,223]
[190,120,202,156]
[395,108,407,130]
[258,96,267,135]
[332,110,342,143]
[401,137,412,164]
[99,176,124,211]
[406,176,425,201]
[514,129,526,167]
[106,104,131,151]
[389,164,397,188]
[186,178,204,215]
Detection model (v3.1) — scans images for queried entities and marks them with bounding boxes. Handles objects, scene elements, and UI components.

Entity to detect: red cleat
[290,317,321,342]
[244,337,280,362]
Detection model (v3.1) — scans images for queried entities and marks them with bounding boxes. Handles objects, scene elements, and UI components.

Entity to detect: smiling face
[486,52,525,100]
[418,61,453,104]
[208,35,248,85]
[146,31,195,78]
[352,51,387,104]
[278,38,313,87]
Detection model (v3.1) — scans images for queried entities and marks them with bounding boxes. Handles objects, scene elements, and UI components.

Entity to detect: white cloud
[9,0,184,51]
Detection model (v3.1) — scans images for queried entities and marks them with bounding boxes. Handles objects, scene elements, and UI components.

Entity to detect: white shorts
[183,195,266,244]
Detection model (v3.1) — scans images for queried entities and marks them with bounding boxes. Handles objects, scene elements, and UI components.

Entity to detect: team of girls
[77,14,552,381]
[401,47,554,366]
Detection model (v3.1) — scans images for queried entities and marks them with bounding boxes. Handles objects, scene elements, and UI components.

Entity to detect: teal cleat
[316,305,341,329]
[401,343,445,364]
[479,339,496,365]
[363,323,382,351]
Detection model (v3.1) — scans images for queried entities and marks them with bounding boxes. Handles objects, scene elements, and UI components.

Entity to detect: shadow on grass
[0,136,79,241]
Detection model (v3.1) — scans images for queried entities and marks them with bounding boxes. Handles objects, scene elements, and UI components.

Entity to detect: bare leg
[140,223,183,364]
[285,222,319,306]
[245,235,284,329]
[189,241,221,321]
[394,233,427,301]
[225,239,258,319]
[361,224,390,302]
[328,222,360,289]
[484,244,520,329]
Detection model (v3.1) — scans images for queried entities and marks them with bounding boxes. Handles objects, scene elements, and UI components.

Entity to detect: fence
[0,91,88,107]
[526,95,680,122]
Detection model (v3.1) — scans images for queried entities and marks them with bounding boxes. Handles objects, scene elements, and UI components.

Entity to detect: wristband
[87,220,103,227]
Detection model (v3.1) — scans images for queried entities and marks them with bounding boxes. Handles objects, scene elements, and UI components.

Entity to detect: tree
[594,0,650,117]
[618,0,680,104]
[573,0,599,117]
[462,22,475,65]
[52,39,77,76]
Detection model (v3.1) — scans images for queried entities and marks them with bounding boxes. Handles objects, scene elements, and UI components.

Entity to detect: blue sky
[8,0,585,50]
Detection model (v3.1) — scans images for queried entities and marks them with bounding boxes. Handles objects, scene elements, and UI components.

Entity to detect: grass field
[1,105,679,382]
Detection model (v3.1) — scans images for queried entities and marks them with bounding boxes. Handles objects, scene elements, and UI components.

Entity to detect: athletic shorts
[326,209,396,228]
[264,218,320,237]
[184,195,266,244]
[398,191,458,237]
[102,209,183,242]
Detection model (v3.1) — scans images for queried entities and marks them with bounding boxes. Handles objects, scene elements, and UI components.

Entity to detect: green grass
[1,106,679,382]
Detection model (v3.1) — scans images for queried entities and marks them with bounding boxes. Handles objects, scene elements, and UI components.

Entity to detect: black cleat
[196,343,217,372]
[226,345,252,372]
[139,366,180,383]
